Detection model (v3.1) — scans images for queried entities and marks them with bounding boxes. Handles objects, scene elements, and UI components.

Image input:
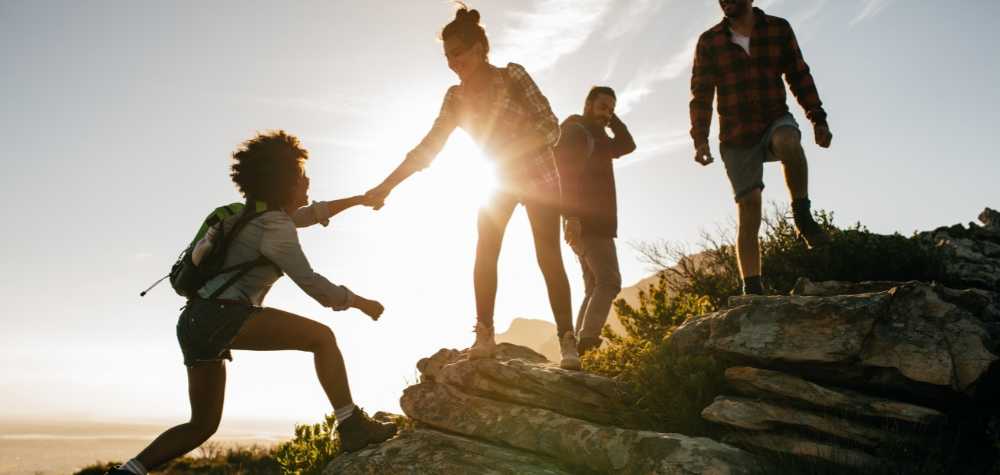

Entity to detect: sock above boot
[743,276,765,295]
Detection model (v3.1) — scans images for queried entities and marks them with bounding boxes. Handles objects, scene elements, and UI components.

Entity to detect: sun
[429,131,498,208]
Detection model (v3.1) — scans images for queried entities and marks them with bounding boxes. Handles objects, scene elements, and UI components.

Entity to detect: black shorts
[176,299,260,367]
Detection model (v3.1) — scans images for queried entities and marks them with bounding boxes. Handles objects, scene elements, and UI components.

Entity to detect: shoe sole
[341,425,398,453]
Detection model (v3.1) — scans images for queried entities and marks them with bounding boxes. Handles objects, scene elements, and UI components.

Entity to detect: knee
[737,189,763,211]
[771,129,803,161]
[535,244,564,270]
[189,416,221,441]
[305,324,338,353]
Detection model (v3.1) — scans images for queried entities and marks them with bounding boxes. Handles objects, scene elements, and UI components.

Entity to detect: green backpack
[141,201,278,299]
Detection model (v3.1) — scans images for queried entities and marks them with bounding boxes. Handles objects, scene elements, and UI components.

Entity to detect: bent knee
[189,418,221,440]
[305,324,338,353]
[771,128,803,159]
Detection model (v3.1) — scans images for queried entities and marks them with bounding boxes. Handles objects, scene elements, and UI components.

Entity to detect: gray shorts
[720,113,800,201]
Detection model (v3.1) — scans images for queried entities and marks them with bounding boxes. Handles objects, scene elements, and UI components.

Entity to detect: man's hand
[608,113,625,129]
[362,185,391,210]
[353,295,385,321]
[814,124,833,148]
[694,143,714,166]
[564,217,582,250]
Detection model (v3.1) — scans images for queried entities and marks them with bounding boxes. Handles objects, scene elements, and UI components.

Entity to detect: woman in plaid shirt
[364,4,581,370]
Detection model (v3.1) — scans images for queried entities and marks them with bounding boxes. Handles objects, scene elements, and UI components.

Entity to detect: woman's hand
[362,184,392,210]
[353,295,385,321]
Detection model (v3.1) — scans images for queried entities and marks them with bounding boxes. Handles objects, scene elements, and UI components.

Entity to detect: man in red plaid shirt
[690,0,833,295]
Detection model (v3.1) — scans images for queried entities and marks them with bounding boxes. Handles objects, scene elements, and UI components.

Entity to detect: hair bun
[455,7,480,25]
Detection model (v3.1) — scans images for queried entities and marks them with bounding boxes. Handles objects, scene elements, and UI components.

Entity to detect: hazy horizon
[2,0,998,436]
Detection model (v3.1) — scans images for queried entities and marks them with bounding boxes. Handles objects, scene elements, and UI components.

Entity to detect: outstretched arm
[260,213,383,319]
[291,196,366,228]
[366,87,459,208]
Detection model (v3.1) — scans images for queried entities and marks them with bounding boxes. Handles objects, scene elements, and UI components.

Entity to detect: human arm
[553,121,590,247]
[260,213,379,318]
[497,63,561,159]
[607,114,636,158]
[689,34,717,166]
[365,87,460,208]
[783,22,831,148]
[291,196,366,228]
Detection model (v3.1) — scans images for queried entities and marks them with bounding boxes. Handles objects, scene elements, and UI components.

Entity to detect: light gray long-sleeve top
[196,201,354,309]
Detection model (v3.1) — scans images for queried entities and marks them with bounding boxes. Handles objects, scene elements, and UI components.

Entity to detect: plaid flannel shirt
[690,8,828,148]
[405,63,561,191]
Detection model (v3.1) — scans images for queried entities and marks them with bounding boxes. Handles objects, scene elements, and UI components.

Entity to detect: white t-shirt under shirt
[731,30,751,55]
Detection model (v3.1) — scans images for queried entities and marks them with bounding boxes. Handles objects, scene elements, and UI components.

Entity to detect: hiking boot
[103,469,134,475]
[792,198,831,249]
[469,322,496,360]
[796,218,831,249]
[559,332,581,370]
[577,336,602,356]
[337,407,398,453]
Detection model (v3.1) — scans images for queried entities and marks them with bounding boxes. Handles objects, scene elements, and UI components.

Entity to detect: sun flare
[430,131,499,208]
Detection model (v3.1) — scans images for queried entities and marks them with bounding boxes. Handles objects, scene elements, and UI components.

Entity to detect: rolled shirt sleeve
[259,213,354,310]
[291,201,333,228]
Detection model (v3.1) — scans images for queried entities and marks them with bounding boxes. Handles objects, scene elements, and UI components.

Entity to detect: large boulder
[328,343,761,475]
[669,281,998,399]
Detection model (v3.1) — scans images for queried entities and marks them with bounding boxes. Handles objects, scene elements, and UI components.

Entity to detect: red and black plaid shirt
[690,8,827,148]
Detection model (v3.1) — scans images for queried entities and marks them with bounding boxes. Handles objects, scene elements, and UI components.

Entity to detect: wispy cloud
[492,0,615,73]
[615,129,690,169]
[603,0,664,41]
[851,0,896,26]
[616,35,699,115]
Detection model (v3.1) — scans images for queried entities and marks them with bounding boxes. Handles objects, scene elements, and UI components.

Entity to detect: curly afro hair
[230,130,308,207]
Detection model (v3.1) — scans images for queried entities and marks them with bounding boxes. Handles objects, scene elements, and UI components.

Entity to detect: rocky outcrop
[918,207,1000,291]
[669,277,999,469]
[327,344,760,474]
[670,281,998,398]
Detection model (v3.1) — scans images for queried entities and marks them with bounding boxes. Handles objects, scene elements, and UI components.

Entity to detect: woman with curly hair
[107,130,396,475]
[364,3,580,370]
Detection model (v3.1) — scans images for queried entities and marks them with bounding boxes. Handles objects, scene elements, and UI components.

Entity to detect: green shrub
[273,413,341,475]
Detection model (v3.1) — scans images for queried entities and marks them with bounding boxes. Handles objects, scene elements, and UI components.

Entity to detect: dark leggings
[474,191,573,336]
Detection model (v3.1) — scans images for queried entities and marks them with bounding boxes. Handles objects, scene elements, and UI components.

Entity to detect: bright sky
[2,0,998,433]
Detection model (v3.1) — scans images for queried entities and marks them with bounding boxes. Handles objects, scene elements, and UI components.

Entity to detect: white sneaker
[559,332,581,370]
[469,322,496,360]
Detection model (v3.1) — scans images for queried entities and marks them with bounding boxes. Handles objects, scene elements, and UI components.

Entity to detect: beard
[723,1,750,19]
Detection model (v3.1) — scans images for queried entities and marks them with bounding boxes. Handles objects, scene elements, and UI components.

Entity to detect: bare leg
[230,308,353,408]
[474,193,518,327]
[135,362,226,470]
[525,201,573,336]
[736,188,763,279]
[771,127,808,200]
[574,252,595,335]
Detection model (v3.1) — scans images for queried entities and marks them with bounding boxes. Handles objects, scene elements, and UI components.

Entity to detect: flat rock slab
[702,396,905,448]
[725,367,943,425]
[722,431,881,469]
[324,428,574,475]
[402,381,759,475]
[417,344,635,427]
